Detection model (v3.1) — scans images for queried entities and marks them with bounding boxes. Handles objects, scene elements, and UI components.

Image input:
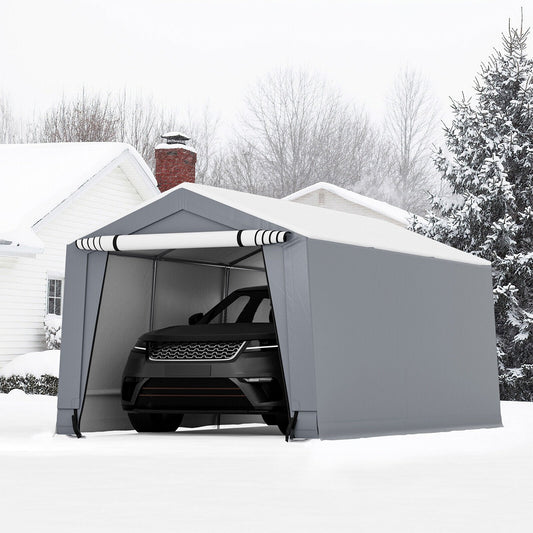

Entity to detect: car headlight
[132,341,147,352]
[243,341,279,352]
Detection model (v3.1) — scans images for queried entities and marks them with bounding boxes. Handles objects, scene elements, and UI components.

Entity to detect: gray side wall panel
[57,247,107,434]
[307,240,501,439]
[78,252,110,408]
[264,238,319,438]
[57,247,87,411]
[56,247,87,433]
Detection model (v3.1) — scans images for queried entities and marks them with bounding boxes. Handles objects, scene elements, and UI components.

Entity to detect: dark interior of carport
[80,243,285,433]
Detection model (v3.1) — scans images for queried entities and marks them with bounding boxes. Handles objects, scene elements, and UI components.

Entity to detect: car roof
[231,285,268,295]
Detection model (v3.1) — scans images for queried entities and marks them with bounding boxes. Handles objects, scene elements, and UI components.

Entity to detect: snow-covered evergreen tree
[411,23,533,399]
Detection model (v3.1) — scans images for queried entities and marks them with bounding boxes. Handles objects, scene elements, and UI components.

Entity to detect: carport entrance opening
[80,245,289,433]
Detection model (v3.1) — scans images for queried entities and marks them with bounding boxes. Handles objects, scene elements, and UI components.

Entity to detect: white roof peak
[0,142,157,248]
[283,181,413,226]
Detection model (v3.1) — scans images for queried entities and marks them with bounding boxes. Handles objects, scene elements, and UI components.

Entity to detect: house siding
[291,189,406,227]
[0,165,147,366]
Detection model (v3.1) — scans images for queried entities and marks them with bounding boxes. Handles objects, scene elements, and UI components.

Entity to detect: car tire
[128,413,183,433]
[262,413,289,435]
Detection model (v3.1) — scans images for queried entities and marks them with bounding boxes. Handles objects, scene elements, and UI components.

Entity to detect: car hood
[139,323,276,343]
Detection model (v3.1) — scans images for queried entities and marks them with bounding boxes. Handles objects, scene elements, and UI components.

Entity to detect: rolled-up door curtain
[75,230,290,252]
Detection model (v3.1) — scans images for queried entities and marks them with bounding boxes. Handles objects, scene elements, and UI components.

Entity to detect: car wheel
[128,413,183,433]
[262,413,289,435]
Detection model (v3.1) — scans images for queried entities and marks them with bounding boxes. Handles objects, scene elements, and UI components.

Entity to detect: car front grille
[149,341,246,361]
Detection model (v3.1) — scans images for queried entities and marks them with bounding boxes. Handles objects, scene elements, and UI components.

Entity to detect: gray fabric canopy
[56,183,502,439]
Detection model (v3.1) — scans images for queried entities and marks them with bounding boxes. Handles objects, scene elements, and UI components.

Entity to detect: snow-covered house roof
[283,182,413,227]
[135,182,486,266]
[0,143,158,256]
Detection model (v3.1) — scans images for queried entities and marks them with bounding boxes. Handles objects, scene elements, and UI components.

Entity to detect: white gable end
[284,182,413,227]
[289,188,407,227]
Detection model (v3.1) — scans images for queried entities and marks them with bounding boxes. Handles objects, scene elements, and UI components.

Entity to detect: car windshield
[200,290,272,324]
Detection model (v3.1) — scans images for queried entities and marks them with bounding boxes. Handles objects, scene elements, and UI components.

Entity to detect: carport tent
[56,183,502,439]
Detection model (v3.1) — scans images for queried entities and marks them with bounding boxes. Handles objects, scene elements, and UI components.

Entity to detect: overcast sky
[0,0,530,131]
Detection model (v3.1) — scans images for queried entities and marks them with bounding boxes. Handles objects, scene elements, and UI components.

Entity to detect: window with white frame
[47,278,63,315]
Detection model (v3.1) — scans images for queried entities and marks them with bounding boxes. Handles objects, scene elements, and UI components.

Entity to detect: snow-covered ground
[0,393,532,532]
[0,350,59,377]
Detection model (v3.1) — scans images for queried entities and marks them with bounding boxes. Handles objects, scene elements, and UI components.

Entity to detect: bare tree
[116,92,160,167]
[208,139,270,195]
[31,89,120,143]
[115,92,220,177]
[245,69,345,196]
[352,133,396,201]
[0,92,16,143]
[213,69,384,198]
[27,89,220,177]
[175,106,219,184]
[384,68,440,213]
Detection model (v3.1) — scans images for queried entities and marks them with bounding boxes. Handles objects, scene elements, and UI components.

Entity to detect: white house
[284,182,413,227]
[0,142,163,366]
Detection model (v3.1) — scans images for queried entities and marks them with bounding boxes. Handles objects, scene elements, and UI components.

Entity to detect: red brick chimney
[155,132,197,192]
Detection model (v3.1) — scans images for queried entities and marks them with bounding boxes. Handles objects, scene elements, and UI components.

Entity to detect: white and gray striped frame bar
[75,230,290,252]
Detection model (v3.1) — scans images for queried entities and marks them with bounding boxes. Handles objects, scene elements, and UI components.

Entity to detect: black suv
[121,286,288,434]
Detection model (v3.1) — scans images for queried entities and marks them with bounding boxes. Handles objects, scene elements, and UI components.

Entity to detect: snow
[0,235,44,256]
[507,367,524,378]
[0,350,59,378]
[161,131,189,139]
[284,181,415,226]
[155,142,197,153]
[0,142,157,248]
[0,395,531,531]
[0,226,45,254]
[43,314,62,349]
[169,183,490,266]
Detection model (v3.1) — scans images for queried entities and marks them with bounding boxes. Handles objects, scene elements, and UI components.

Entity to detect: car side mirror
[188,312,204,325]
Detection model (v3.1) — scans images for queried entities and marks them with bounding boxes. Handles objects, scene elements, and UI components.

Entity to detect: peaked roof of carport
[126,183,488,266]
